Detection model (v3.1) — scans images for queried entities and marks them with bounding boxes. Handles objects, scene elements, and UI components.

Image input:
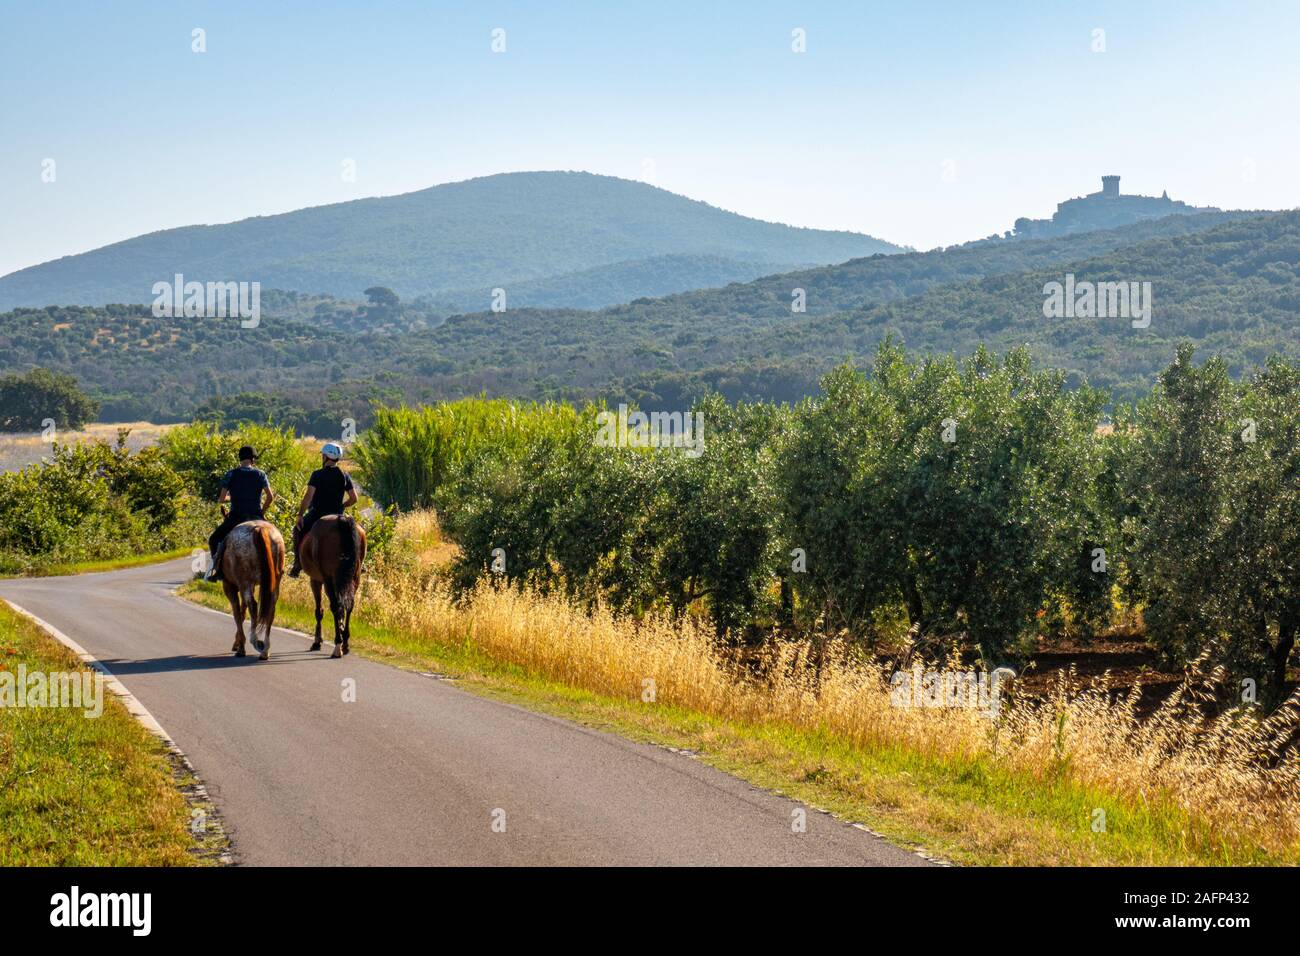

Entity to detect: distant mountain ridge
[585,208,1261,324]
[2,206,1287,421]
[0,171,903,311]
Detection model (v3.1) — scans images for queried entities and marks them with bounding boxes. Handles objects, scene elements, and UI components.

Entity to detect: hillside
[728,209,1300,399]
[1,209,1293,420]
[294,208,1256,326]
[390,208,1300,403]
[415,253,796,313]
[566,209,1259,323]
[0,172,902,311]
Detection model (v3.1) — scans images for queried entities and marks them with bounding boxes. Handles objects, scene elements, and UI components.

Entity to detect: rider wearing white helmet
[289,441,358,578]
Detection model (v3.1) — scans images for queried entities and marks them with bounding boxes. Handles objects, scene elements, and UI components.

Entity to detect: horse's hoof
[330,646,342,659]
[310,641,322,652]
[258,652,269,661]
[234,649,246,658]
[343,644,350,656]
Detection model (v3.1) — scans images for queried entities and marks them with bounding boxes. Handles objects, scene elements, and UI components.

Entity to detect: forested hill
[729,209,1300,399]
[285,208,1259,332]
[399,208,1300,404]
[0,172,902,311]
[415,253,797,314]
[0,209,1293,421]
[589,209,1260,322]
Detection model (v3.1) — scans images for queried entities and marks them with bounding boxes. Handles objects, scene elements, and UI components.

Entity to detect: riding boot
[288,524,303,577]
[206,545,224,582]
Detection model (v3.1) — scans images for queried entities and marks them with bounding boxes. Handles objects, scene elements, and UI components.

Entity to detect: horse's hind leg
[259,591,276,662]
[244,587,264,654]
[310,579,324,651]
[225,582,246,656]
[324,580,343,659]
[342,602,352,656]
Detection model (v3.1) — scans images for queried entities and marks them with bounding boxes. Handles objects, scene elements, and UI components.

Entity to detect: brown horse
[219,519,285,660]
[300,514,366,658]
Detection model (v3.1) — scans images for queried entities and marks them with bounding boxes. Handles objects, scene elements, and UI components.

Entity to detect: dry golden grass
[256,510,1300,861]
[0,422,175,473]
[402,512,461,571]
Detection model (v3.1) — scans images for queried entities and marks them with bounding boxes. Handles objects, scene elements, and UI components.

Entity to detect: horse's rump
[253,523,280,632]
[223,520,284,644]
[301,514,366,657]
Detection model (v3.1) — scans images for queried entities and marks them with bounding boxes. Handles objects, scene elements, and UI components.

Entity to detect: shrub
[0,434,201,571]
[441,394,787,636]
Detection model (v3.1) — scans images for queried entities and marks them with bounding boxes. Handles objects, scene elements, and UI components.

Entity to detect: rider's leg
[289,510,317,577]
[288,521,303,577]
[206,512,242,581]
[206,520,227,581]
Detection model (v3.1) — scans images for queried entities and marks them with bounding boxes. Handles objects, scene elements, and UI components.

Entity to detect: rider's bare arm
[262,485,275,511]
[298,486,316,519]
[217,488,230,504]
[344,487,358,509]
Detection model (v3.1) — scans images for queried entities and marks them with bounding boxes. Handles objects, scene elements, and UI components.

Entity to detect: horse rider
[289,442,358,578]
[205,445,274,582]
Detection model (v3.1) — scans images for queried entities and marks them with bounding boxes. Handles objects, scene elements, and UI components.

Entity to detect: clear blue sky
[2,0,1297,276]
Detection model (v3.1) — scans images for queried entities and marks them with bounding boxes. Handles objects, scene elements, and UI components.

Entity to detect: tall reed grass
[351,398,581,511]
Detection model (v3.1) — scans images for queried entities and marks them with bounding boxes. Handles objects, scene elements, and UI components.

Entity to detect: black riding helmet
[238,445,258,462]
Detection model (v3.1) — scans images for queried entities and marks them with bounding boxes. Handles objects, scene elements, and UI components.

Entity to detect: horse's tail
[254,524,280,637]
[335,515,362,614]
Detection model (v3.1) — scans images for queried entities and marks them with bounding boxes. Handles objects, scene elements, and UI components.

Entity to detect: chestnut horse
[220,519,285,660]
[300,514,366,658]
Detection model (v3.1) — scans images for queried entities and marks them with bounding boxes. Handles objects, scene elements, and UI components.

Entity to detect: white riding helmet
[321,442,344,461]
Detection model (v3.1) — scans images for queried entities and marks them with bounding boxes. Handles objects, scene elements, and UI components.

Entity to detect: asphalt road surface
[0,558,930,866]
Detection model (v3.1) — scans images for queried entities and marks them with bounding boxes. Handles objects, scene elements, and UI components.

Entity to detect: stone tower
[1101,175,1120,198]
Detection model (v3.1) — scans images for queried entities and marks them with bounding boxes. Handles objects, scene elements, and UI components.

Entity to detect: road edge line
[2,597,234,866]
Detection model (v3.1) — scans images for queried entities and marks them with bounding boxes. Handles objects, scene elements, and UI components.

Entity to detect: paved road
[0,559,929,866]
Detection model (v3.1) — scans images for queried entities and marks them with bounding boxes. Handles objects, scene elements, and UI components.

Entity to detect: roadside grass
[0,601,209,865]
[0,547,194,579]
[181,572,1288,866]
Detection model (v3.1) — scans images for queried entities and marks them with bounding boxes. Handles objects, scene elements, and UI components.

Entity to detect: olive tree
[642,395,785,637]
[1122,346,1299,699]
[781,342,1109,662]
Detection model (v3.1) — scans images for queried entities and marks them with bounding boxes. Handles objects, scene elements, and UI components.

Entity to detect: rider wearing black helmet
[205,445,274,582]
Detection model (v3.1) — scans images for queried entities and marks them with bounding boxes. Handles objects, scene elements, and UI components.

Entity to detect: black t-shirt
[308,466,354,514]
[221,466,269,515]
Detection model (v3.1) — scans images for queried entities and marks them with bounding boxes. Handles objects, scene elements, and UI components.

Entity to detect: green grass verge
[0,601,220,865]
[0,548,193,579]
[181,580,1286,866]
